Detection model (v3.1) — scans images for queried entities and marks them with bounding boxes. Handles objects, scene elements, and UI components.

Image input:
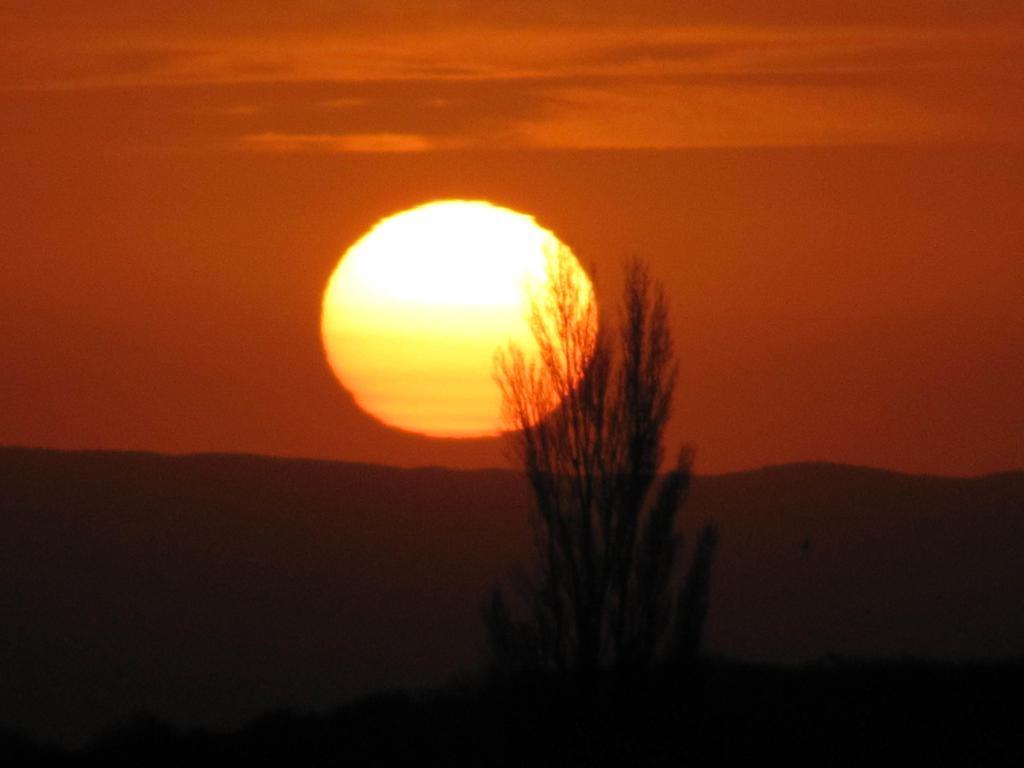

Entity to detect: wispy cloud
[2,17,1021,151]
[241,131,437,153]
[516,82,1008,149]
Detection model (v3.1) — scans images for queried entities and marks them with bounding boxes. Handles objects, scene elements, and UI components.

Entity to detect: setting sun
[321,200,593,437]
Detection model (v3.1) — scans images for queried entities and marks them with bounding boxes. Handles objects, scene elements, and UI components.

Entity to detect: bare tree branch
[486,249,716,676]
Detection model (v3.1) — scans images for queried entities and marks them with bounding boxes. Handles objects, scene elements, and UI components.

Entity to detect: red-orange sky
[2,2,1022,475]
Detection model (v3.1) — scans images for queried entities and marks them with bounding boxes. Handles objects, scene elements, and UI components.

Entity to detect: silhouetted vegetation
[487,252,717,676]
[5,659,1024,765]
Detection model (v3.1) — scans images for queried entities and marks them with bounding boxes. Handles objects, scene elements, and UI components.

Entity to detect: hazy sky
[2,2,1022,474]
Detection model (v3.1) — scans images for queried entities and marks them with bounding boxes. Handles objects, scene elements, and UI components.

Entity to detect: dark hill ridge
[1,446,1022,746]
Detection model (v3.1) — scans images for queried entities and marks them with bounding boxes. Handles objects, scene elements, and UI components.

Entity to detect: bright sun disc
[321,200,593,437]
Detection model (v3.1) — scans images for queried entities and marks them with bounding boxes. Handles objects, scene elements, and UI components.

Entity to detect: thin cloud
[6,25,1020,89]
[3,21,1020,151]
[318,96,373,110]
[515,82,1008,149]
[241,131,436,153]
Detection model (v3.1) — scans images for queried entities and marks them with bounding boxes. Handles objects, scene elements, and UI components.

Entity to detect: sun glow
[321,200,593,437]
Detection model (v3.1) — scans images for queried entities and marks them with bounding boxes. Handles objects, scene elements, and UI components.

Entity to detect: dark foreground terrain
[1,447,1023,747]
[5,660,1023,766]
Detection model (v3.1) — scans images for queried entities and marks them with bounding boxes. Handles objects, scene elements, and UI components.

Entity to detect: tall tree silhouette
[486,248,716,675]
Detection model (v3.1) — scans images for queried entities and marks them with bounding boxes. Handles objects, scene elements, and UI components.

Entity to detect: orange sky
[2,2,1022,475]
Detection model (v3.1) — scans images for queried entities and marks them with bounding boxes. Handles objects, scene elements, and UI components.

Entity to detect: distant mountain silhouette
[1,447,1021,746]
